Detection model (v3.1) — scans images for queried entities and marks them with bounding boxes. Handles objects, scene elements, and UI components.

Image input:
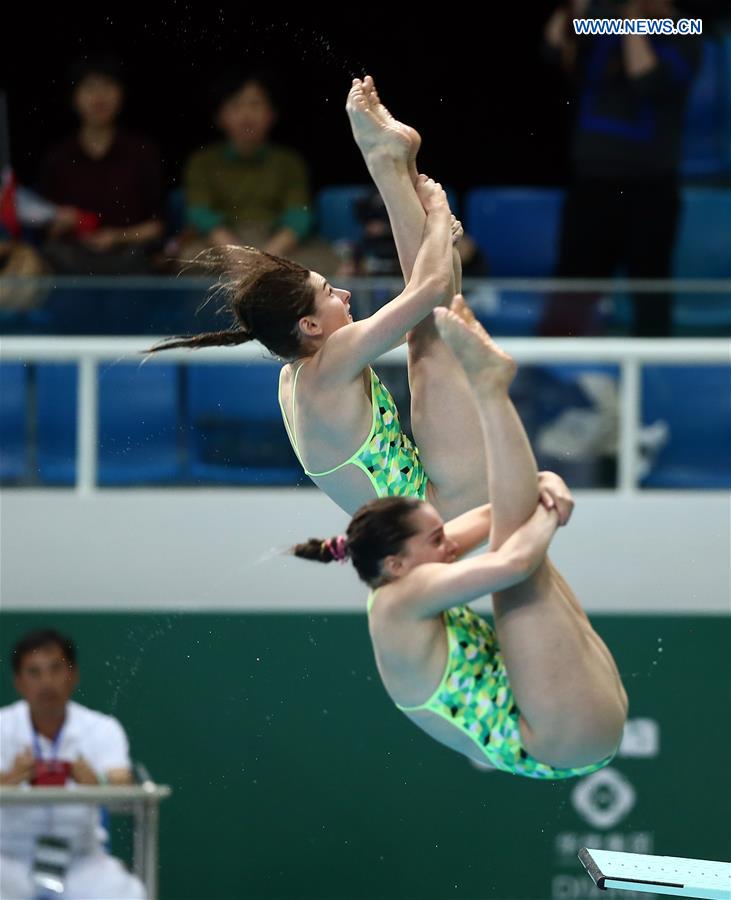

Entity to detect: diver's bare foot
[434,306,516,387]
[451,216,464,245]
[362,75,421,170]
[346,78,411,161]
[450,294,478,327]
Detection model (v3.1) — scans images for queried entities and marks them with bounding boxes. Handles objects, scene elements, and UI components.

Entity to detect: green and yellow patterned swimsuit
[278,364,428,499]
[368,594,615,780]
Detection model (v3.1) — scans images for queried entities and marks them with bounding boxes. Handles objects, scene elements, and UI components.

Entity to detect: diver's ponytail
[292,535,349,564]
[147,243,314,360]
[293,497,422,586]
[145,328,253,354]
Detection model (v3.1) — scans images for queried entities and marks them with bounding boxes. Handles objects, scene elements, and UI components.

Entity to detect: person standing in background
[541,0,701,336]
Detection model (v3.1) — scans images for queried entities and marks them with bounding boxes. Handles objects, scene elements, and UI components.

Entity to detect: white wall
[1,489,729,613]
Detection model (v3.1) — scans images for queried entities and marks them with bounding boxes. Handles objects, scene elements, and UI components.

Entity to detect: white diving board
[578,848,731,900]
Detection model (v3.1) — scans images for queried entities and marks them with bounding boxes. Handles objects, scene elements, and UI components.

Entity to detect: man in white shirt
[0,629,146,899]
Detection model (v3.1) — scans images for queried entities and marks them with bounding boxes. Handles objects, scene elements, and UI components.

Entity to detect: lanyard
[31,723,65,761]
[30,719,67,838]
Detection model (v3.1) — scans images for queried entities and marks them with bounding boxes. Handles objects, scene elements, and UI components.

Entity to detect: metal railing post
[618,357,641,493]
[76,356,98,495]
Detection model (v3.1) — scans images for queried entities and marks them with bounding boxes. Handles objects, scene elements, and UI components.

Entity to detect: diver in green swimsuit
[149,76,490,518]
[149,170,446,513]
[279,364,427,500]
[292,302,628,779]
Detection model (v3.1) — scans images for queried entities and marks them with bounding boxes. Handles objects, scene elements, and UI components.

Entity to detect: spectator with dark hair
[349,190,488,277]
[36,54,165,275]
[541,0,702,336]
[0,629,146,899]
[179,69,339,272]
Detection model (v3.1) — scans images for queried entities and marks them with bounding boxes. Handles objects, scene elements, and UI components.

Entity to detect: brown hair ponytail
[292,536,349,564]
[147,328,254,353]
[147,245,315,360]
[292,497,423,587]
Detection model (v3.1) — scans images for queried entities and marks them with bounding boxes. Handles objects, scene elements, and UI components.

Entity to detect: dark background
[5,4,727,193]
[0,4,623,193]
[1,5,566,190]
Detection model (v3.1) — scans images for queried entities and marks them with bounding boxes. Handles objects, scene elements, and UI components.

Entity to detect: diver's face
[299,272,352,342]
[385,504,458,580]
[216,82,276,146]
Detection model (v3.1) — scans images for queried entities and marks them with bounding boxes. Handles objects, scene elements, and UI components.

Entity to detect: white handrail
[1,335,728,362]
[0,785,171,804]
[0,784,171,899]
[1,337,729,495]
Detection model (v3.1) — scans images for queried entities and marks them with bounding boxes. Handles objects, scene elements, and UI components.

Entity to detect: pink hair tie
[325,535,348,563]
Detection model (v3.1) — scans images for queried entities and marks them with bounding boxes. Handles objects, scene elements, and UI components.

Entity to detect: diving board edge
[578,848,731,899]
[579,848,685,891]
[579,847,610,890]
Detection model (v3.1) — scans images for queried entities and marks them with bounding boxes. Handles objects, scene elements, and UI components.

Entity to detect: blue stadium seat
[97,363,182,485]
[185,363,304,485]
[0,363,29,483]
[465,188,564,277]
[316,185,460,244]
[680,40,727,178]
[672,188,731,333]
[641,365,731,488]
[37,364,77,485]
[467,287,546,336]
[674,189,731,278]
[316,185,371,243]
[37,363,182,486]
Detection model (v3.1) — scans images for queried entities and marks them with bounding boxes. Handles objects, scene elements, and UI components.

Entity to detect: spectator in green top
[180,70,339,273]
